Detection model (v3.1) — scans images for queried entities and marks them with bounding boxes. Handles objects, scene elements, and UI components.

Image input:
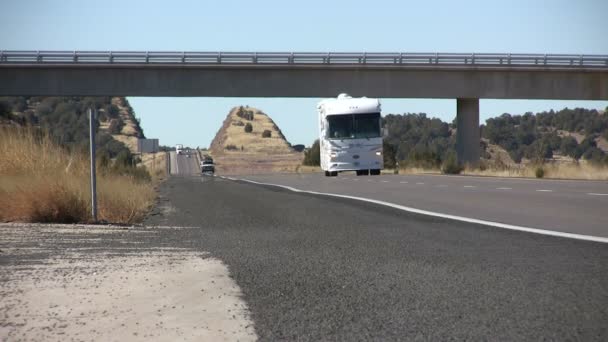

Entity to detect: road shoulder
[0,223,256,341]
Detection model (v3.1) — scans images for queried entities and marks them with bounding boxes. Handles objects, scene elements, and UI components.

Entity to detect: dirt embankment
[209,106,303,175]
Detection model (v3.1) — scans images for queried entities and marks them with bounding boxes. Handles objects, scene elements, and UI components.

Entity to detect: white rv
[317,94,383,177]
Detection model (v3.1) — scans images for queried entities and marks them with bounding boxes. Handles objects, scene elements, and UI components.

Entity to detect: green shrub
[108,118,124,134]
[104,104,120,119]
[262,130,272,138]
[303,140,320,166]
[535,166,545,178]
[236,106,254,120]
[0,101,13,119]
[441,153,463,174]
[97,151,111,169]
[115,150,134,167]
[383,140,397,169]
[244,123,253,133]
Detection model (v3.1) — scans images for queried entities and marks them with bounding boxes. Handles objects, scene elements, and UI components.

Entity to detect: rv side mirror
[382,127,389,137]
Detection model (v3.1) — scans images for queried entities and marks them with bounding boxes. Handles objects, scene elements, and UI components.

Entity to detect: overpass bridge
[1,50,607,164]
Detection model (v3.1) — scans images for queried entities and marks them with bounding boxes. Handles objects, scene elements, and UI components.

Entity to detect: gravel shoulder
[0,223,256,342]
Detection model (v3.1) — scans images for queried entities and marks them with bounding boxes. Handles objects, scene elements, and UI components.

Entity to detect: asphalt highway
[237,173,608,238]
[145,175,608,341]
[169,151,201,176]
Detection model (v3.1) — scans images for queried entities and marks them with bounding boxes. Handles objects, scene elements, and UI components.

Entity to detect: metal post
[88,108,98,222]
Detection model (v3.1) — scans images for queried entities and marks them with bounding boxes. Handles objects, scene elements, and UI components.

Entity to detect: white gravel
[0,224,257,342]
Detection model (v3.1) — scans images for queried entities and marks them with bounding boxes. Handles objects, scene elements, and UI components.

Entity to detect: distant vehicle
[200,156,215,175]
[175,144,184,155]
[317,94,383,177]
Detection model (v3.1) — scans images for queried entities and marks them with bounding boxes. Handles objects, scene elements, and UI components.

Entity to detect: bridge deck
[1,51,607,70]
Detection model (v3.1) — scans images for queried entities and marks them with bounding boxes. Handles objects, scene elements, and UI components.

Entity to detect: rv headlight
[375,151,382,156]
[330,152,337,158]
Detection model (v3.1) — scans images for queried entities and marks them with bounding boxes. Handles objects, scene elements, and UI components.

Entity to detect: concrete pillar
[456,98,480,167]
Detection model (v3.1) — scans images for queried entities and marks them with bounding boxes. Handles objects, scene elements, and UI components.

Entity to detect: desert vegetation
[0,127,155,224]
[244,122,253,133]
[483,108,608,164]
[236,106,255,121]
[303,140,320,166]
[381,109,608,169]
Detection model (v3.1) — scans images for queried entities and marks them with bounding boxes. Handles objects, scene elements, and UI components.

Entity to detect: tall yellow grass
[140,152,168,183]
[0,127,155,223]
[462,162,608,180]
[391,161,608,180]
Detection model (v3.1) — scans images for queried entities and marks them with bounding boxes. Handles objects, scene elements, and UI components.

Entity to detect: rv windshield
[327,113,381,139]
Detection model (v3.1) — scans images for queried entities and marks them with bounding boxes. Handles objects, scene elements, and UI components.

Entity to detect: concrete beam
[456,98,480,167]
[1,64,607,99]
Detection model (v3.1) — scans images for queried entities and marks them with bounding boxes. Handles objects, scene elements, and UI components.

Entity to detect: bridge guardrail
[1,51,607,68]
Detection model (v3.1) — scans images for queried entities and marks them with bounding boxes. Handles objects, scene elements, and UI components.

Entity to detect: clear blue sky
[2,0,607,147]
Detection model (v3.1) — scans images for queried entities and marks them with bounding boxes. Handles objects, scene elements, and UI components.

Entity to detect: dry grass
[462,162,608,180]
[111,134,138,154]
[0,127,155,224]
[140,152,168,183]
[296,165,322,173]
[392,161,608,180]
[396,167,442,175]
[213,152,304,175]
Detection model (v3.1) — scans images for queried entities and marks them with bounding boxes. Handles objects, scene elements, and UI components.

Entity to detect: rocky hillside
[381,108,608,169]
[99,97,145,154]
[209,106,303,174]
[210,106,294,155]
[482,108,608,164]
[0,96,145,158]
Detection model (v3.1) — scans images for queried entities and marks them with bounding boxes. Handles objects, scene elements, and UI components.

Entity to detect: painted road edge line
[237,178,608,244]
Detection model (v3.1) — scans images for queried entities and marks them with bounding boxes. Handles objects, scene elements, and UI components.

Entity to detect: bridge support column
[456,98,480,167]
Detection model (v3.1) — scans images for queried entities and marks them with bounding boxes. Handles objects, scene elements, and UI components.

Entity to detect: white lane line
[496,187,512,190]
[219,176,237,181]
[536,189,553,192]
[587,193,608,196]
[416,182,425,185]
[463,185,476,188]
[399,181,408,184]
[237,178,608,244]
[436,185,448,188]
[381,180,390,183]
